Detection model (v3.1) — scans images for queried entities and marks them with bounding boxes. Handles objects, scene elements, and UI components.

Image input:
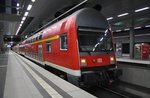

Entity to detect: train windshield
[78,28,113,52]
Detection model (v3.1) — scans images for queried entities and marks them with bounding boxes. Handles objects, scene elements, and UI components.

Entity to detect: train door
[38,44,43,61]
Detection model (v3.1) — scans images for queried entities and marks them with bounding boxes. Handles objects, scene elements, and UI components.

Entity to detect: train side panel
[42,17,81,76]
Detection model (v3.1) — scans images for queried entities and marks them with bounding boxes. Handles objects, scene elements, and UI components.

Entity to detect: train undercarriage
[67,65,122,87]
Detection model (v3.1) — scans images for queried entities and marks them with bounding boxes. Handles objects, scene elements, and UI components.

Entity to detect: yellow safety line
[32,35,59,44]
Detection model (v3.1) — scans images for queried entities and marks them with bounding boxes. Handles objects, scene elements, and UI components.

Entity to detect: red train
[14,8,121,86]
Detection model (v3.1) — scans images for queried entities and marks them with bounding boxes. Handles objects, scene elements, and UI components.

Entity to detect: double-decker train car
[14,8,121,86]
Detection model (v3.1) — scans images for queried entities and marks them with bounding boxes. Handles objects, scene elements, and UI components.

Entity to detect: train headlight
[110,56,115,64]
[80,58,87,66]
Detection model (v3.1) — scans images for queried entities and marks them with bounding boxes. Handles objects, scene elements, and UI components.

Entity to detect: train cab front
[77,27,122,86]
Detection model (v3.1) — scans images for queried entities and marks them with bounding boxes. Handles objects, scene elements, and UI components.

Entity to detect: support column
[129,27,135,59]
[5,0,12,14]
[0,32,4,53]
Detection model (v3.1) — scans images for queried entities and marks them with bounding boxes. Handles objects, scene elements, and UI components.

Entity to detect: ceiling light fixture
[25,35,28,38]
[27,4,32,11]
[24,12,29,16]
[116,30,121,32]
[18,27,20,30]
[135,7,149,12]
[22,16,26,21]
[16,29,20,35]
[145,25,150,28]
[134,27,141,29]
[31,0,35,2]
[118,13,129,17]
[17,3,19,6]
[124,28,130,31]
[107,17,113,20]
[20,23,22,26]
[21,21,24,24]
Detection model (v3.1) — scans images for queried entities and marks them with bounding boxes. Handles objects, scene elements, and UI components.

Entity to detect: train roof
[34,8,109,35]
[75,8,109,29]
[21,8,109,44]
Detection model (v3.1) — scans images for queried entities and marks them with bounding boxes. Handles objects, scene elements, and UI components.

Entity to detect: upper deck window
[46,41,51,53]
[60,33,68,50]
[38,32,43,40]
[39,34,42,40]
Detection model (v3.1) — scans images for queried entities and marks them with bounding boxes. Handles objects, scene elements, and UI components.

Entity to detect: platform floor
[0,51,96,98]
[0,53,8,98]
[116,54,150,65]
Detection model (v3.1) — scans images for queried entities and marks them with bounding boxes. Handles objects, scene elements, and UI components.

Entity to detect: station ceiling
[0,0,150,37]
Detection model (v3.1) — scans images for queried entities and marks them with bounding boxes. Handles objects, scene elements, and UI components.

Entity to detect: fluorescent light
[116,30,121,32]
[100,37,103,41]
[134,27,141,29]
[16,27,20,35]
[24,12,29,16]
[22,16,26,21]
[107,17,113,20]
[27,5,32,11]
[135,7,149,12]
[20,24,22,27]
[25,35,28,38]
[17,3,19,6]
[125,28,130,31]
[31,0,35,2]
[10,41,14,44]
[16,31,19,35]
[145,25,150,28]
[118,13,129,17]
[18,27,21,30]
[21,21,24,24]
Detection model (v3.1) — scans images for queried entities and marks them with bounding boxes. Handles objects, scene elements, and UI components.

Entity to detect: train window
[36,36,38,41]
[46,41,51,53]
[39,35,42,40]
[78,28,113,52]
[32,38,34,43]
[33,38,35,42]
[60,33,68,50]
[39,32,43,40]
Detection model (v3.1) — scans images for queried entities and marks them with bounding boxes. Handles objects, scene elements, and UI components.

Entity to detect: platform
[0,51,96,98]
[116,54,150,65]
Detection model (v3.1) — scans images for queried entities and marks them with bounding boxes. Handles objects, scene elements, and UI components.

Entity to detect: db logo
[92,58,102,63]
[97,58,102,63]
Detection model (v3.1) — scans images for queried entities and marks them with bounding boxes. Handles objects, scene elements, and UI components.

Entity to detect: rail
[100,87,131,98]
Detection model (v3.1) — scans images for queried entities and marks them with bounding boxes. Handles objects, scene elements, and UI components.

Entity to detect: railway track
[21,54,142,98]
[100,87,131,98]
[83,85,142,98]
